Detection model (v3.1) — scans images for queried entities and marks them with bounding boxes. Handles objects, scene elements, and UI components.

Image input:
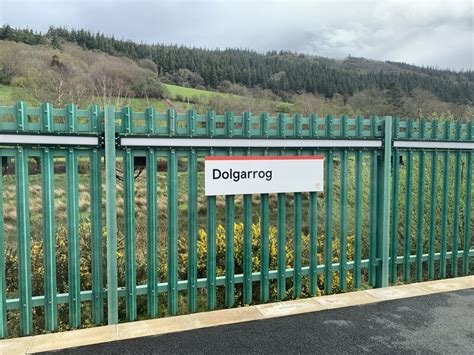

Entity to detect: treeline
[0,25,472,104]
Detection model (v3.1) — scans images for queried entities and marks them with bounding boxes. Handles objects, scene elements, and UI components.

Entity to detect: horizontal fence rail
[0,102,472,338]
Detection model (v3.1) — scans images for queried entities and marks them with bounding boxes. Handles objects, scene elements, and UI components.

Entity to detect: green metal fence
[0,102,472,338]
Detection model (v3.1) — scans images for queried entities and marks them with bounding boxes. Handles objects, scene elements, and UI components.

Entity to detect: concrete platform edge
[0,275,471,354]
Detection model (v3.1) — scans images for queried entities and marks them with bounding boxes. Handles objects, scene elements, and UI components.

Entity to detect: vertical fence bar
[390,148,400,284]
[89,104,99,132]
[225,192,235,308]
[440,121,450,278]
[278,113,286,139]
[293,148,302,298]
[243,191,253,304]
[428,120,438,280]
[90,148,103,324]
[353,116,364,288]
[243,111,251,138]
[376,117,392,288]
[326,114,334,137]
[167,109,176,136]
[277,114,286,300]
[146,107,156,135]
[188,109,196,137]
[309,120,319,295]
[208,111,216,137]
[41,102,53,132]
[403,119,414,282]
[415,120,426,282]
[354,150,363,288]
[105,106,118,325]
[42,99,56,331]
[146,148,158,317]
[310,114,318,137]
[0,158,5,338]
[451,122,462,277]
[403,149,413,283]
[260,191,270,302]
[339,149,348,291]
[66,148,80,328]
[0,157,5,338]
[324,150,333,294]
[463,123,473,275]
[67,105,80,328]
[293,185,302,297]
[206,143,216,309]
[368,114,378,285]
[66,104,77,133]
[187,148,198,312]
[206,194,217,310]
[122,107,132,133]
[15,101,33,335]
[42,147,57,331]
[261,112,269,137]
[277,192,286,300]
[243,111,253,305]
[309,188,318,296]
[124,149,136,321]
[225,114,235,308]
[207,150,217,310]
[259,145,269,303]
[15,101,26,132]
[369,149,378,286]
[463,151,472,274]
[295,113,302,137]
[168,148,178,315]
[16,146,32,335]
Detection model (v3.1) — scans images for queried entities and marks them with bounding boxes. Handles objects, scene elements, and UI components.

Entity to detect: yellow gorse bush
[5,219,355,336]
[194,222,355,296]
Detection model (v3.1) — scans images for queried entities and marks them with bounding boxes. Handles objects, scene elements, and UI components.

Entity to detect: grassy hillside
[164,84,229,100]
[0,83,294,113]
[0,84,10,105]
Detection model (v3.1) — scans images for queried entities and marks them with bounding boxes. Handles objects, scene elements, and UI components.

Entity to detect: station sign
[204,156,324,196]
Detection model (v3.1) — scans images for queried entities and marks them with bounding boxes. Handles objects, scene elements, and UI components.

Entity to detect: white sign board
[204,156,324,196]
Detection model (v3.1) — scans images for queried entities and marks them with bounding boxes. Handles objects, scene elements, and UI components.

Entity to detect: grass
[122,97,169,112]
[0,83,295,113]
[0,84,11,105]
[164,84,230,100]
[0,83,228,106]
[0,84,179,111]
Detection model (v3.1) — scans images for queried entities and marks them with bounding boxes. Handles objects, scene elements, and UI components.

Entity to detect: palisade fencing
[0,102,472,338]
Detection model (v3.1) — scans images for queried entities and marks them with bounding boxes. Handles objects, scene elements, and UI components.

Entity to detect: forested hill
[0,25,473,104]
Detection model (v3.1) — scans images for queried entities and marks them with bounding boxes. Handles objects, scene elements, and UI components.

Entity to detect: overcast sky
[0,0,472,70]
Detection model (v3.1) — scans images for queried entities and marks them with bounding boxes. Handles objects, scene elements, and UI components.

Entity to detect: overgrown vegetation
[0,40,168,108]
[0,26,472,120]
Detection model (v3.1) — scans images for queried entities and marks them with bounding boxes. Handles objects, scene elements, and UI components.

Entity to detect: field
[0,84,294,113]
[0,85,11,106]
[164,84,231,100]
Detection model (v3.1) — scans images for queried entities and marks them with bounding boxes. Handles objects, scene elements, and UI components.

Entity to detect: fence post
[376,116,392,288]
[105,105,118,324]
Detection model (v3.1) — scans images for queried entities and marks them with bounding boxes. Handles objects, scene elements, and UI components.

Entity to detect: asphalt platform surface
[44,288,474,354]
